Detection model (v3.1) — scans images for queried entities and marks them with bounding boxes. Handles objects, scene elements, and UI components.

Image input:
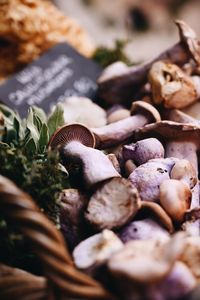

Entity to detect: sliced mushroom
[98,20,200,104]
[73,229,123,271]
[159,179,192,223]
[85,177,141,230]
[118,218,170,243]
[48,123,120,187]
[128,158,177,203]
[123,138,164,166]
[59,188,88,249]
[59,96,107,128]
[149,61,200,109]
[108,232,186,284]
[92,101,161,149]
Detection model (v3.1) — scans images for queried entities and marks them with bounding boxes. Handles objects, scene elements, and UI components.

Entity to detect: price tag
[0,43,102,117]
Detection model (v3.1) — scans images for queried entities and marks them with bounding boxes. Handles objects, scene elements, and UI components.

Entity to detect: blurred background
[53,0,200,63]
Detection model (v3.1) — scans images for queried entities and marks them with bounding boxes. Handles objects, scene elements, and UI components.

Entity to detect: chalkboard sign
[0,43,102,117]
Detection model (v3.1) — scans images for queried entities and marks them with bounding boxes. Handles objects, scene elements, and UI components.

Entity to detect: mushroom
[91,101,161,149]
[73,229,123,272]
[118,218,170,244]
[147,261,196,300]
[107,105,130,124]
[124,160,137,177]
[182,101,200,120]
[122,138,164,166]
[170,159,197,189]
[85,177,141,230]
[167,109,200,125]
[48,123,120,187]
[128,158,177,203]
[98,20,200,104]
[59,96,107,128]
[108,232,186,284]
[134,121,200,208]
[159,179,192,223]
[182,207,200,236]
[149,61,200,109]
[59,188,88,250]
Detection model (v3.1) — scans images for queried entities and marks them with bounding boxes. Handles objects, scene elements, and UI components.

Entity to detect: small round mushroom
[107,105,130,124]
[128,158,177,203]
[122,138,164,166]
[91,101,161,149]
[118,218,170,244]
[48,123,120,187]
[73,229,123,271]
[60,96,107,128]
[108,232,186,284]
[159,179,192,223]
[85,177,141,230]
[170,159,197,189]
[149,61,200,109]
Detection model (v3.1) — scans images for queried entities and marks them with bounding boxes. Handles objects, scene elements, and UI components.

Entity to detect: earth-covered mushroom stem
[48,124,120,188]
[123,138,164,166]
[92,101,161,149]
[98,20,200,104]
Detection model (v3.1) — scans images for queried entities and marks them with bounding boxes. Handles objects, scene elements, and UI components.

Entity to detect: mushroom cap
[176,20,200,66]
[131,101,161,123]
[170,159,197,189]
[60,97,107,128]
[118,218,170,244]
[135,120,200,145]
[48,123,96,150]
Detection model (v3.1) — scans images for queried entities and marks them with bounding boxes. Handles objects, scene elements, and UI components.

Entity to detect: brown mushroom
[92,101,161,149]
[98,20,200,104]
[149,61,200,109]
[170,159,197,189]
[159,179,192,223]
[85,177,141,230]
[48,123,120,187]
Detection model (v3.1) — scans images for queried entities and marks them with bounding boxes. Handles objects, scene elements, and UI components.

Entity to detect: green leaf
[32,106,47,124]
[47,104,65,138]
[0,104,16,118]
[24,137,37,156]
[38,123,49,153]
[26,108,40,147]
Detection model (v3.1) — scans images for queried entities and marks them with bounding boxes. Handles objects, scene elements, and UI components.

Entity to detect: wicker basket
[0,175,113,300]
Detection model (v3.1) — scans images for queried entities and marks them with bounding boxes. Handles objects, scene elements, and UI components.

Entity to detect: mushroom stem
[92,101,161,149]
[92,114,147,149]
[63,141,120,187]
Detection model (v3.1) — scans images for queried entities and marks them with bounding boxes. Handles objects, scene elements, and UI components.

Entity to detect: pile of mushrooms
[48,20,200,300]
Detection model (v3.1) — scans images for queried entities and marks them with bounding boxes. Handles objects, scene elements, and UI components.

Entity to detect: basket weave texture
[0,175,113,300]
